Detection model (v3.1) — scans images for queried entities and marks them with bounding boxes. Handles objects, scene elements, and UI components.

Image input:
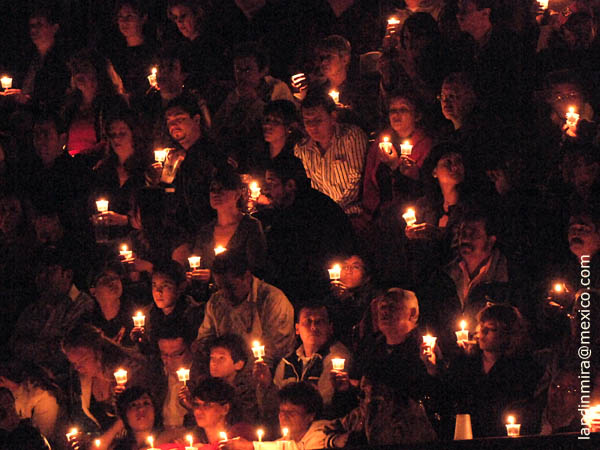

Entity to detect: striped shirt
[294,123,367,215]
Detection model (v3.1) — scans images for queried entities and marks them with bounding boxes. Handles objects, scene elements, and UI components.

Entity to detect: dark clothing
[89,296,139,347]
[108,41,156,101]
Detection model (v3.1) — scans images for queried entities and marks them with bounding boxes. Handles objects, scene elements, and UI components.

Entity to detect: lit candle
[132,311,145,328]
[177,368,190,385]
[583,404,600,432]
[219,431,228,441]
[505,415,521,437]
[147,435,156,449]
[400,140,413,156]
[378,136,393,155]
[94,439,101,448]
[422,334,437,356]
[455,320,469,345]
[328,264,341,281]
[538,0,549,9]
[257,429,264,442]
[113,368,128,385]
[291,73,305,85]
[565,106,580,133]
[96,199,109,213]
[147,67,158,88]
[402,208,417,227]
[185,434,196,450]
[119,244,133,261]
[154,149,167,163]
[1,76,12,90]
[282,428,289,439]
[188,255,201,271]
[331,358,345,371]
[328,90,340,104]
[552,282,566,293]
[249,181,261,201]
[387,17,400,26]
[214,246,227,256]
[66,427,78,441]
[252,340,265,362]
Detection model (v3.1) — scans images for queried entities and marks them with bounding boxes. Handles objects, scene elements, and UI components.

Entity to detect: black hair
[192,377,240,425]
[208,334,249,365]
[211,250,248,277]
[155,322,194,347]
[114,0,148,17]
[265,157,310,192]
[301,89,337,114]
[117,386,162,432]
[33,110,66,135]
[461,203,498,237]
[211,166,243,192]
[152,259,187,287]
[86,259,125,291]
[264,100,299,127]
[29,1,61,25]
[278,382,323,419]
[165,94,201,118]
[296,302,331,324]
[233,41,270,71]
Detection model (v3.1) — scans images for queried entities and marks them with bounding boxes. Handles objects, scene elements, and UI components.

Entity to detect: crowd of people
[0,0,599,448]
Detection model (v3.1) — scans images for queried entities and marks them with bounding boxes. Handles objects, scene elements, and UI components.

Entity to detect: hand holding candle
[400,140,413,156]
[565,106,580,136]
[402,208,417,227]
[328,90,340,105]
[114,368,127,385]
[249,181,261,201]
[252,340,265,362]
[188,255,201,271]
[422,334,436,356]
[148,67,158,89]
[66,427,79,441]
[219,431,228,441]
[505,415,521,437]
[96,199,109,213]
[177,368,190,385]
[119,244,133,262]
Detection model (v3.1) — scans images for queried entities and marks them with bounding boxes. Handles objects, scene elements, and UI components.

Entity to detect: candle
[188,255,201,271]
[402,208,417,227]
[185,434,196,450]
[257,429,264,442]
[379,136,393,155]
[249,181,261,201]
[291,73,305,85]
[114,368,128,385]
[66,427,78,441]
[132,311,145,328]
[583,405,600,432]
[400,140,413,156]
[455,320,469,345]
[282,428,289,439]
[331,358,345,371]
[538,0,549,9]
[147,67,158,88]
[328,264,341,281]
[177,368,190,385]
[219,431,228,441]
[154,149,167,163]
[422,334,437,356]
[119,244,133,261]
[1,76,12,90]
[505,415,521,437]
[328,90,340,104]
[565,106,580,133]
[387,17,400,26]
[214,246,227,256]
[252,340,265,362]
[94,439,101,448]
[147,435,157,449]
[552,282,566,293]
[96,199,109,213]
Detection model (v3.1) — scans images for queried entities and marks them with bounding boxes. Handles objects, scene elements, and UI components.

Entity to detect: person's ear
[233,360,245,371]
[192,114,201,126]
[295,322,300,335]
[408,306,419,323]
[222,402,230,415]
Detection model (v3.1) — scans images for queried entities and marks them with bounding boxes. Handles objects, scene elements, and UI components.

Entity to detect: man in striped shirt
[294,91,368,216]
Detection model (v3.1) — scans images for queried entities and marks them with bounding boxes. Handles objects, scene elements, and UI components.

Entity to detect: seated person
[195,250,295,367]
[188,378,254,448]
[421,303,543,438]
[254,303,353,420]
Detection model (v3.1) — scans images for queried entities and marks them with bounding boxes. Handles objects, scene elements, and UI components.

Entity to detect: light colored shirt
[294,123,367,215]
[14,384,59,441]
[162,371,188,428]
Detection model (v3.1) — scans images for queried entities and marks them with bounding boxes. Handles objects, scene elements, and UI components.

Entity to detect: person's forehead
[280,401,305,412]
[569,214,596,227]
[166,107,191,118]
[159,337,186,351]
[30,16,51,25]
[210,346,232,358]
[344,255,365,266]
[265,170,281,182]
[299,306,328,321]
[302,106,328,118]
[234,56,258,67]
[153,272,176,284]
[389,97,414,109]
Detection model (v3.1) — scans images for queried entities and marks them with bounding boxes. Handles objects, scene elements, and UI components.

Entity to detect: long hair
[102,109,151,174]
[477,303,529,357]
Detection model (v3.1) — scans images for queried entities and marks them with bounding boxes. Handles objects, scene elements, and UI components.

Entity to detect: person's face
[388,97,418,137]
[456,0,489,36]
[117,5,146,39]
[295,307,331,350]
[572,156,600,196]
[152,273,179,312]
[547,372,579,427]
[302,106,335,145]
[476,319,505,352]
[317,50,348,80]
[262,114,288,144]
[568,215,600,259]
[193,398,229,428]
[279,402,313,437]
[158,337,191,375]
[213,272,251,304]
[548,83,584,122]
[72,66,98,95]
[264,171,288,207]
[458,220,495,260]
[433,152,464,186]
[29,16,58,48]
[340,255,368,290]
[440,81,476,123]
[91,270,123,304]
[36,263,71,296]
[209,182,240,211]
[33,121,62,167]
[0,197,23,236]
[65,346,102,377]
[377,297,412,336]
[165,106,201,145]
[170,5,198,40]
[210,347,243,380]
[108,120,134,158]
[157,60,185,96]
[125,393,155,432]
[33,214,63,244]
[234,56,265,90]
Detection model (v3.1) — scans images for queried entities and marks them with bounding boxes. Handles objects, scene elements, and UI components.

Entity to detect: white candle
[188,256,201,271]
[249,181,261,200]
[252,340,265,361]
[291,73,305,85]
[505,415,521,437]
[96,199,109,213]
[177,368,190,385]
[422,335,437,356]
[387,17,400,26]
[147,67,158,88]
[565,106,580,133]
[214,246,227,256]
[538,0,549,9]
[455,320,469,344]
[328,264,341,281]
[119,244,133,261]
[331,358,345,371]
[219,431,228,441]
[379,136,393,155]
[328,90,340,104]
[583,404,600,432]
[400,140,413,156]
[113,368,128,385]
[154,149,167,163]
[66,427,78,441]
[132,311,145,328]
[402,208,417,227]
[94,439,101,448]
[1,76,12,90]
[282,428,289,439]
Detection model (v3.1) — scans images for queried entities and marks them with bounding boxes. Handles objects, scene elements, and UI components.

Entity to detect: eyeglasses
[549,92,580,103]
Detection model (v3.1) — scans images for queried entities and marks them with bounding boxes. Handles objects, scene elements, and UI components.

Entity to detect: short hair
[211,166,242,192]
[264,100,299,127]
[211,250,248,277]
[477,303,527,356]
[233,41,269,71]
[296,302,331,324]
[155,323,193,346]
[386,89,425,117]
[165,94,201,118]
[208,334,248,365]
[278,382,323,418]
[442,71,475,93]
[266,157,309,191]
[301,89,337,114]
[152,260,187,287]
[29,1,61,24]
[167,0,208,17]
[86,259,124,290]
[381,288,419,317]
[401,12,440,50]
[461,204,498,237]
[61,323,130,370]
[33,110,65,134]
[316,35,351,57]
[114,0,147,17]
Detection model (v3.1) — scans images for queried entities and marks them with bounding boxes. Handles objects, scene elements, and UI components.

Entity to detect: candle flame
[219,431,228,441]
[186,434,194,446]
[388,17,400,25]
[147,435,154,447]
[121,244,128,252]
[568,106,575,114]
[151,67,157,75]
[135,311,143,317]
[403,140,410,146]
[553,283,564,293]
[257,429,264,441]
[94,439,101,448]
[383,136,390,143]
[214,246,227,255]
[460,320,467,331]
[253,340,261,348]
[507,415,515,425]
[282,427,289,438]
